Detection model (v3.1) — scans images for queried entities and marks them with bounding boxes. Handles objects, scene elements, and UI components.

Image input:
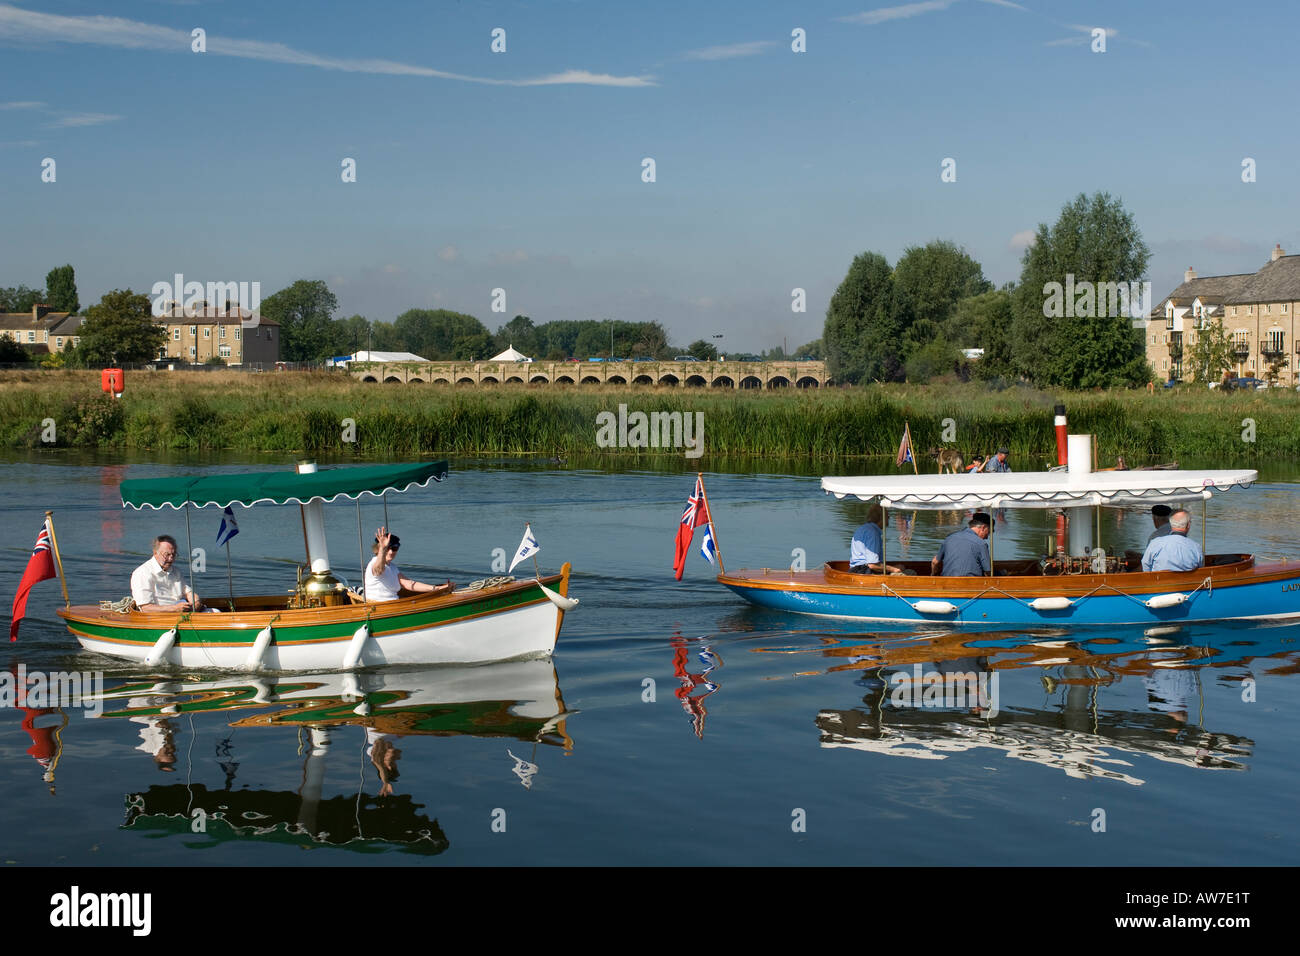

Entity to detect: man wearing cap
[983,448,1012,473]
[1148,504,1173,543]
[931,513,993,577]
[1142,510,1203,572]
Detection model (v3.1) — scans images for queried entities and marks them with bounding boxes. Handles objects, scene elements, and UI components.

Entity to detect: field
[3,369,1296,464]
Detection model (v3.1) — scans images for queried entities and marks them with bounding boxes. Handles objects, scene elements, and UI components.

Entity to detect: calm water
[2,452,1299,866]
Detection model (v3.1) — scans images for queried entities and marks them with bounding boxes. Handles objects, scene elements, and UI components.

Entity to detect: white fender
[143,627,177,666]
[341,672,361,701]
[248,678,275,704]
[1029,597,1074,611]
[912,600,958,615]
[538,581,579,611]
[1145,592,1188,609]
[341,622,370,669]
[243,625,274,670]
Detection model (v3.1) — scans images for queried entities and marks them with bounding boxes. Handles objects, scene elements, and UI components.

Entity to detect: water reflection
[747,620,1299,785]
[80,661,572,853]
[669,634,722,739]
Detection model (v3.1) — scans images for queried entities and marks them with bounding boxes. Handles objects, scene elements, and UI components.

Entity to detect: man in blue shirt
[931,513,993,576]
[982,447,1011,473]
[1142,510,1203,572]
[850,504,901,574]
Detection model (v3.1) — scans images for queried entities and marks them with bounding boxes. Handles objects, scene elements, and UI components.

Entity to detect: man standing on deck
[931,513,993,576]
[983,447,1012,473]
[1141,510,1203,572]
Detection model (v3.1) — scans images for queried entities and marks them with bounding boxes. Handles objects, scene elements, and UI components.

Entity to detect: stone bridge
[350,359,830,389]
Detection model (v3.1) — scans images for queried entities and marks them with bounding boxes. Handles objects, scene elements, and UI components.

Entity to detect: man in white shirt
[365,527,453,602]
[130,535,202,612]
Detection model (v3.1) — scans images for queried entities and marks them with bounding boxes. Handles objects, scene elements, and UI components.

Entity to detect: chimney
[1272,244,1285,262]
[1184,267,1197,283]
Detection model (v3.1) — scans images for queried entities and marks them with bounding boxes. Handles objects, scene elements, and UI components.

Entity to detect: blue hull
[722,574,1300,626]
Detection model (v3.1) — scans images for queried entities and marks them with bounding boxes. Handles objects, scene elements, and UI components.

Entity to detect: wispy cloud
[0,4,656,86]
[45,112,122,128]
[978,0,1029,10]
[0,100,45,109]
[1046,24,1150,48]
[683,40,775,61]
[838,1,959,26]
[437,245,461,263]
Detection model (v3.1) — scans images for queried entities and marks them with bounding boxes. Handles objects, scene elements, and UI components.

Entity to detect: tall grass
[2,370,1297,463]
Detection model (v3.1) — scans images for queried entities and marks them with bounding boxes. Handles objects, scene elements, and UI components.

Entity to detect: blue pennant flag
[216,506,239,548]
[700,525,717,566]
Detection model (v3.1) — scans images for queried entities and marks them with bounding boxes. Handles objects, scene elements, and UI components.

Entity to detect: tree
[493,315,540,357]
[77,289,165,364]
[793,338,823,360]
[948,287,1017,381]
[823,252,896,383]
[0,337,31,363]
[329,314,372,357]
[1186,322,1234,384]
[259,280,339,362]
[0,284,43,313]
[45,265,79,313]
[1010,192,1151,388]
[891,240,990,335]
[686,339,718,361]
[384,309,488,358]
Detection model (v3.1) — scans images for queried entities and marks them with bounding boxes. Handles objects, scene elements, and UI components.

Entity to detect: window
[173,328,180,341]
[1162,359,1168,370]
[219,345,231,358]
[1264,304,1270,314]
[189,325,197,336]
[267,329,273,340]
[189,346,196,357]
[204,327,211,338]
[1232,306,1237,316]
[219,326,226,339]
[1232,330,1250,351]
[234,329,240,340]
[1265,329,1285,353]
[56,337,63,348]
[27,331,35,342]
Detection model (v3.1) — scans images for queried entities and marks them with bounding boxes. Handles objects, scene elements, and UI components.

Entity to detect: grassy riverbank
[3,370,1297,462]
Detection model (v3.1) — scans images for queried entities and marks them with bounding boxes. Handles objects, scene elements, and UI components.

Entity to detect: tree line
[823,192,1156,389]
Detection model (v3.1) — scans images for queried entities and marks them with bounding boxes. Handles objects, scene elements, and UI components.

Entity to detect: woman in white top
[364,527,453,602]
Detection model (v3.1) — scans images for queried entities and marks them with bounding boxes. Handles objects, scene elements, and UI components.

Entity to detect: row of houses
[1146,244,1300,384]
[0,301,280,366]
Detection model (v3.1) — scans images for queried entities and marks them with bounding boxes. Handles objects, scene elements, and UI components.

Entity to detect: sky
[2,0,1297,352]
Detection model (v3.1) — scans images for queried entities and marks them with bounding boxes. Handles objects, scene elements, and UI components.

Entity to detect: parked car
[1225,377,1267,390]
[674,355,701,362]
[1162,378,1178,389]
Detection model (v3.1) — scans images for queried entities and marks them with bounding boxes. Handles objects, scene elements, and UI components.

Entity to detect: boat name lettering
[1283,583,1300,592]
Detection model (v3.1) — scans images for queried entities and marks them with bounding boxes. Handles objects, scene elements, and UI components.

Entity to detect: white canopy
[490,345,531,362]
[821,469,1258,510]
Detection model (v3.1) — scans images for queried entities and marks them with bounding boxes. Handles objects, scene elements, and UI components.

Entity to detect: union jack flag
[674,476,711,580]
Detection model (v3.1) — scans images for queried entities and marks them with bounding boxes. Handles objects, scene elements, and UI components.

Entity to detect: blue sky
[2,0,1296,351]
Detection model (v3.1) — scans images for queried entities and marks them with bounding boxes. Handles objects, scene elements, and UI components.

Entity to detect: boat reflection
[745,619,1300,785]
[91,660,572,853]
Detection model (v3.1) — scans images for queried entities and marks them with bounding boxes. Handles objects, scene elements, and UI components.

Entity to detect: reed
[2,371,1297,463]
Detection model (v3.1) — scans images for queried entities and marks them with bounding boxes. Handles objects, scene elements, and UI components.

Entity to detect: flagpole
[697,473,726,575]
[224,539,235,611]
[44,511,70,607]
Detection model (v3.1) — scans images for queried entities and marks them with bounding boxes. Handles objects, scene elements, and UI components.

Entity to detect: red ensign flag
[10,521,57,642]
[673,477,710,581]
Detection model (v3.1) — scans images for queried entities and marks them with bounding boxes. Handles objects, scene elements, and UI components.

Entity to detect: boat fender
[341,672,360,701]
[912,600,958,615]
[243,625,274,670]
[1029,596,1074,611]
[143,627,177,667]
[538,581,579,611]
[342,622,370,669]
[1145,592,1188,609]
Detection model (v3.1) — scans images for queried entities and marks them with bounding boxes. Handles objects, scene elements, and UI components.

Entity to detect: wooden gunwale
[56,572,563,647]
[717,555,1300,598]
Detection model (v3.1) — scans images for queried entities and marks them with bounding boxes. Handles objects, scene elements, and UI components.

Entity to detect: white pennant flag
[508,523,540,573]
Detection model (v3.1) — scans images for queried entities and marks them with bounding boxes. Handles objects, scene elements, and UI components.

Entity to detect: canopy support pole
[881,503,887,571]
[184,501,195,601]
[357,499,366,601]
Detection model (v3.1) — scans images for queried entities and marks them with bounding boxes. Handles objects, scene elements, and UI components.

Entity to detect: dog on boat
[928,447,964,474]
